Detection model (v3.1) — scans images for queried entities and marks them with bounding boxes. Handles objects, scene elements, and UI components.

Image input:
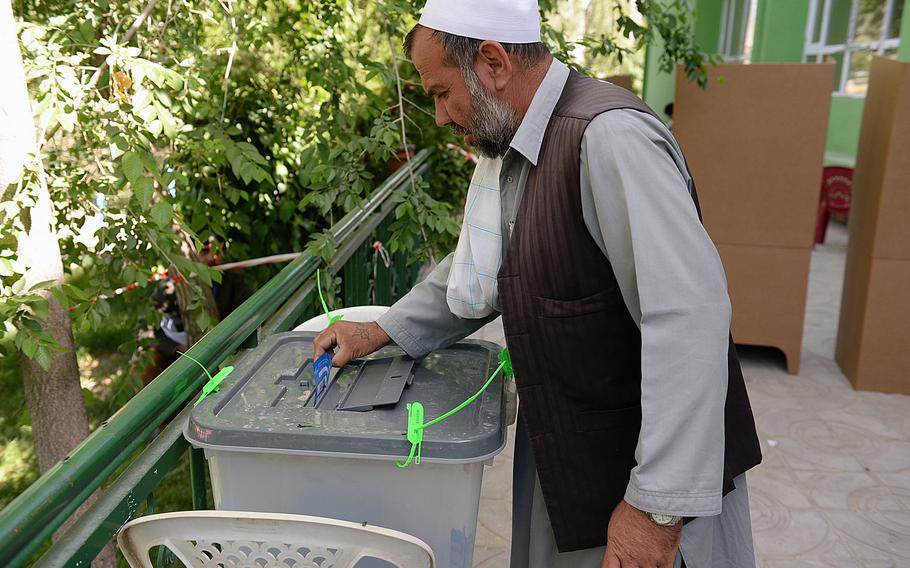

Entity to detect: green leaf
[17,294,42,310]
[0,258,15,277]
[49,286,70,308]
[133,177,154,208]
[96,298,111,318]
[147,119,163,137]
[150,201,172,228]
[382,129,398,147]
[32,298,49,320]
[46,340,69,353]
[121,151,144,182]
[195,310,212,331]
[196,264,213,286]
[71,301,91,318]
[35,346,52,370]
[108,135,130,160]
[58,110,77,132]
[154,100,177,138]
[11,276,26,294]
[21,336,38,359]
[62,283,90,301]
[28,279,57,292]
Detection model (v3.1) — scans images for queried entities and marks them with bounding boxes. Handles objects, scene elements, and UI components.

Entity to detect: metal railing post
[189,448,208,511]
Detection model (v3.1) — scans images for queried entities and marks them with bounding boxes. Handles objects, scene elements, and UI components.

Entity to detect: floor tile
[825,508,910,560]
[748,467,813,510]
[752,508,850,558]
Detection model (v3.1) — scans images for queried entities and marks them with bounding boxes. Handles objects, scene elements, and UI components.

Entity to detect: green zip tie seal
[176,351,234,407]
[317,269,344,326]
[397,402,425,468]
[397,348,513,468]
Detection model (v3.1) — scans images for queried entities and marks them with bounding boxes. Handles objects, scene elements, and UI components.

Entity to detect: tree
[1,3,115,566]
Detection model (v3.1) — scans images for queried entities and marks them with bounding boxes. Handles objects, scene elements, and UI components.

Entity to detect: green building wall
[643,35,677,122]
[694,0,724,53]
[750,0,809,63]
[825,97,865,165]
[900,0,910,61]
[643,0,725,121]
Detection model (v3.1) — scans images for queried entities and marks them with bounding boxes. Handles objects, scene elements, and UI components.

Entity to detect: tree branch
[386,27,435,264]
[37,0,160,153]
[219,0,238,122]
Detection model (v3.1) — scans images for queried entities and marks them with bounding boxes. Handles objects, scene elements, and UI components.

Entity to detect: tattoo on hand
[353,326,371,341]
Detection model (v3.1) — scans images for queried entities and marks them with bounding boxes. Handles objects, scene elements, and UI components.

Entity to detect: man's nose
[435,101,451,128]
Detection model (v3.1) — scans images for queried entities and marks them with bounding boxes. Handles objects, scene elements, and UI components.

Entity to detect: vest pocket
[533,287,621,318]
[529,295,641,403]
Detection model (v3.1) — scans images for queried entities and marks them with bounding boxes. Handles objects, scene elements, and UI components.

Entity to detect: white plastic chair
[117,510,435,568]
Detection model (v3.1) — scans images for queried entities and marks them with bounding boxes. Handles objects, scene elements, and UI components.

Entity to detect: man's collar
[508,58,570,166]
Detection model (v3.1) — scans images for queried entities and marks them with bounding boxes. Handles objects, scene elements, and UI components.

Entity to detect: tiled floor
[470,223,910,567]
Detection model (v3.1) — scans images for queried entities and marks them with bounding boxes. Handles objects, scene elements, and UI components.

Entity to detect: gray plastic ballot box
[185,331,507,568]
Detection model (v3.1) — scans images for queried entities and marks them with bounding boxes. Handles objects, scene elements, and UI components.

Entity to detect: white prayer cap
[419,0,541,44]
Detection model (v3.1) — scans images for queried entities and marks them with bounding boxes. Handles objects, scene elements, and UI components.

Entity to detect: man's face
[411,28,517,158]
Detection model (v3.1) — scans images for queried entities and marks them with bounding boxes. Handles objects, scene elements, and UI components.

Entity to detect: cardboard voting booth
[674,63,835,373]
[836,57,910,394]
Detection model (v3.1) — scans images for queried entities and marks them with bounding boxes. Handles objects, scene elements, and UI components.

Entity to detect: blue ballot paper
[313,353,333,406]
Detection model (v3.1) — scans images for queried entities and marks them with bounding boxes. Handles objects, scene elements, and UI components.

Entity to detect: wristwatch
[646,512,682,526]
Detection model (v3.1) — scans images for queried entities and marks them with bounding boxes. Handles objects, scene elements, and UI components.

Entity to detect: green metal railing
[0,149,431,568]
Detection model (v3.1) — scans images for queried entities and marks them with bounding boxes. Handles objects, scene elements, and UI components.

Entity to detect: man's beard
[459,69,518,159]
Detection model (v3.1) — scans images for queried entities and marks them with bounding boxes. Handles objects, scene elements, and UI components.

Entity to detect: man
[314,1,762,566]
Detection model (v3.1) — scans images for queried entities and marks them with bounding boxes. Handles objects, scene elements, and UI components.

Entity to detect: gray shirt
[377,59,753,564]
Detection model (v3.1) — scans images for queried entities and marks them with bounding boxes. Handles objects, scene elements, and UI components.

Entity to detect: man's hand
[313,321,392,367]
[602,500,681,568]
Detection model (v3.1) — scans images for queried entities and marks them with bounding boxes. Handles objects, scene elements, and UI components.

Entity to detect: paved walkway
[470,223,910,567]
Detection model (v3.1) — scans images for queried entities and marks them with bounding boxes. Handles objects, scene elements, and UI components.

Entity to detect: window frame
[719,0,756,62]
[804,0,902,96]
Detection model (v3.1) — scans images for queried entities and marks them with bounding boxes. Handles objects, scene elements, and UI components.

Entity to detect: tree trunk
[16,174,117,568]
[3,4,115,566]
[17,183,88,474]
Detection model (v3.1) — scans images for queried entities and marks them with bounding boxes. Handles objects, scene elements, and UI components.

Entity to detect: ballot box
[185,331,507,568]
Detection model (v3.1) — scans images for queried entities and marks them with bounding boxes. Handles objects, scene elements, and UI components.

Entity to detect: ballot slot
[274,355,417,410]
[265,360,313,408]
[336,355,416,412]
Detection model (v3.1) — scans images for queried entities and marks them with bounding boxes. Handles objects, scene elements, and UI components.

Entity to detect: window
[804,0,903,95]
[719,0,758,62]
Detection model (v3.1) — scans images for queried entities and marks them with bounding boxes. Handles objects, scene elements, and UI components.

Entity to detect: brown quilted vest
[497,70,762,552]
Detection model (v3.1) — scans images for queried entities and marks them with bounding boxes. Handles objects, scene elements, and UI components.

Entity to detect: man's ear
[475,40,514,91]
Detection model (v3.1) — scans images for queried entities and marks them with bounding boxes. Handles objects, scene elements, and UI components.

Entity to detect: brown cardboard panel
[835,58,905,380]
[847,57,905,264]
[836,58,910,392]
[850,259,910,394]
[604,74,635,93]
[717,243,812,374]
[674,64,835,249]
[867,59,910,261]
[835,222,873,381]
